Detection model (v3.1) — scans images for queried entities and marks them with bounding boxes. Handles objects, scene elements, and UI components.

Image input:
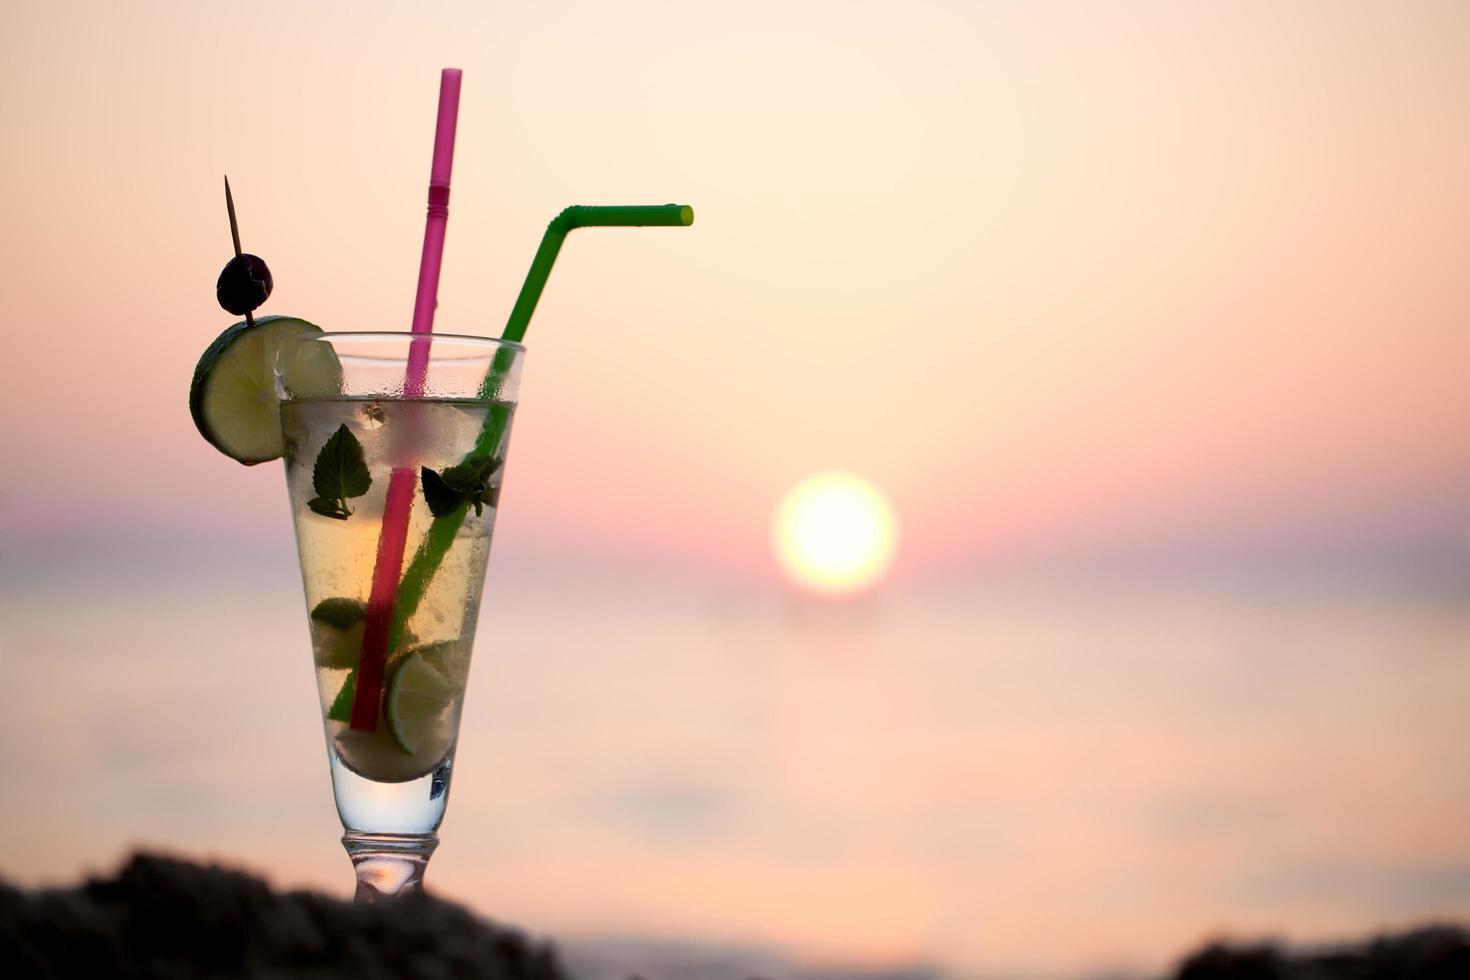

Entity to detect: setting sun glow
[773,472,899,596]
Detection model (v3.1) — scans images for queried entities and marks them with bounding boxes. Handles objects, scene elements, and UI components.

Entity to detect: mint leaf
[314,423,371,499]
[311,597,367,630]
[422,455,503,518]
[308,497,351,520]
[308,423,371,520]
[442,454,501,493]
[421,466,464,518]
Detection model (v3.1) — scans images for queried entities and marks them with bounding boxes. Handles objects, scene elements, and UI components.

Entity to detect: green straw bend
[503,204,693,343]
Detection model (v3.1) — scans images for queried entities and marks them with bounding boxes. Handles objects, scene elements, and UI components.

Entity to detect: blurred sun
[773,472,899,597]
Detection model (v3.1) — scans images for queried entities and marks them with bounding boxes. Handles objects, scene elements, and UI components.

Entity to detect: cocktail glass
[276,331,524,900]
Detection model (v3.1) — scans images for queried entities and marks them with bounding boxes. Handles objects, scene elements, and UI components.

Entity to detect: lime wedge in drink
[414,639,470,688]
[311,621,366,671]
[385,651,457,754]
[189,315,339,464]
[309,597,367,670]
[331,648,459,783]
[334,724,450,784]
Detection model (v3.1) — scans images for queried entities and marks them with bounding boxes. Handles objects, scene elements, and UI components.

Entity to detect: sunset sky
[2,2,1469,977]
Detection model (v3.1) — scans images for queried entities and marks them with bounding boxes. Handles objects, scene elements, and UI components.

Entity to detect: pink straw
[350,68,463,732]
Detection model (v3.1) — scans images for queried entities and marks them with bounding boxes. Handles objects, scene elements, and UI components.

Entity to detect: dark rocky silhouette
[1173,926,1470,980]
[0,853,568,979]
[2,853,1467,979]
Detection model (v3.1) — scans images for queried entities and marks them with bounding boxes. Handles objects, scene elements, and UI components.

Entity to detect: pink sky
[3,0,1468,576]
[2,2,1470,977]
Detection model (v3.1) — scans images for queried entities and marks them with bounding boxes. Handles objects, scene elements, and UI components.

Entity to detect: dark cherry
[216,254,273,315]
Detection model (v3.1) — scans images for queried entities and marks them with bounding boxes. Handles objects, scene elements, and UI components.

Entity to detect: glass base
[329,745,455,834]
[343,832,439,902]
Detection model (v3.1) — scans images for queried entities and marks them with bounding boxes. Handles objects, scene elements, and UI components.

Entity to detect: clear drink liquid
[281,397,512,834]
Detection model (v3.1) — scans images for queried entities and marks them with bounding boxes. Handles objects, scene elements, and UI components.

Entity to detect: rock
[0,852,569,980]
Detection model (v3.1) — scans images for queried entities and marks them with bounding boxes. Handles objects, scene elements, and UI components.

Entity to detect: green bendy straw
[328,203,695,719]
[392,206,693,649]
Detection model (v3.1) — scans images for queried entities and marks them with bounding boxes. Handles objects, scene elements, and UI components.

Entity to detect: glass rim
[300,330,527,356]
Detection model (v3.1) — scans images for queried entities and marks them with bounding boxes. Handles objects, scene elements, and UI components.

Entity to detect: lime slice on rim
[385,650,458,755]
[189,315,339,464]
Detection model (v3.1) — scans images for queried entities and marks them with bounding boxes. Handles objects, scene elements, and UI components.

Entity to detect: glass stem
[343,832,439,902]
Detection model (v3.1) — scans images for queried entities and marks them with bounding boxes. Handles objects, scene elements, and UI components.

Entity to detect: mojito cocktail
[187,80,691,900]
[278,332,523,896]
